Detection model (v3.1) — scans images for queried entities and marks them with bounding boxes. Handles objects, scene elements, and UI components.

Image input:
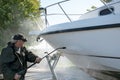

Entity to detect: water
[25,48,96,80]
[25,63,96,80]
[27,42,119,80]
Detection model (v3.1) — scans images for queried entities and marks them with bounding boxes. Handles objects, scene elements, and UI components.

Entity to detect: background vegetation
[0,0,42,51]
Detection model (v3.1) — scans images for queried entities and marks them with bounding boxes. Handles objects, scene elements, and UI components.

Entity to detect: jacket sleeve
[23,47,38,62]
[0,48,16,80]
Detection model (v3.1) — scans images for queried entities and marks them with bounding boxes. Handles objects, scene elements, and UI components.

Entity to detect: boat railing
[39,0,117,28]
[39,0,72,27]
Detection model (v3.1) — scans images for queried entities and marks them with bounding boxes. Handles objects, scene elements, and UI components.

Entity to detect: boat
[37,0,120,77]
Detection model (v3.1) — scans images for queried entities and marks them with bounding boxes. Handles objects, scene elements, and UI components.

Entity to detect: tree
[0,0,40,29]
[0,0,42,51]
[86,0,112,12]
[86,6,97,12]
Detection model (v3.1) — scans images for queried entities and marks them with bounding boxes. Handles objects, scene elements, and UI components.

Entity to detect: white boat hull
[42,27,120,71]
[39,15,120,71]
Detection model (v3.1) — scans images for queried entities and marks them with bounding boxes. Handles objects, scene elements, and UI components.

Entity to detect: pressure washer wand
[18,47,66,75]
[42,47,66,59]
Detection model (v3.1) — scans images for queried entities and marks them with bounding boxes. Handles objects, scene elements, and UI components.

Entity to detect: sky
[40,0,104,25]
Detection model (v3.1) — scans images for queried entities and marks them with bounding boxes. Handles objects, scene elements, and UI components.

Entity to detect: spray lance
[17,47,66,76]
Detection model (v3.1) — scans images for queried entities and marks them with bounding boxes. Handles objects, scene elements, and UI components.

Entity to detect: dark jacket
[0,42,38,80]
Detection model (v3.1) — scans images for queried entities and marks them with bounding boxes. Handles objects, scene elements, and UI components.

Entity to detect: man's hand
[35,57,42,63]
[14,73,21,80]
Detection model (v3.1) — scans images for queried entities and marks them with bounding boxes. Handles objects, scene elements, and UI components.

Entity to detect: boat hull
[41,27,120,71]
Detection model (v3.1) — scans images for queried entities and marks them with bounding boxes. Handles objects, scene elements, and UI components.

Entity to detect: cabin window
[103,0,112,3]
[99,8,114,16]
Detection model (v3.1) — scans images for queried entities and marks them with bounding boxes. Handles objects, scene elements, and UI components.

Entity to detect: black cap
[13,34,27,42]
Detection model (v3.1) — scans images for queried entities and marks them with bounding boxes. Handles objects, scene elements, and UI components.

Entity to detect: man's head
[12,34,27,48]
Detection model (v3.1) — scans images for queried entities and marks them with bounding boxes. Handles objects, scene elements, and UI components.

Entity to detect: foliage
[86,0,112,12]
[86,6,97,12]
[0,0,42,51]
[0,0,40,29]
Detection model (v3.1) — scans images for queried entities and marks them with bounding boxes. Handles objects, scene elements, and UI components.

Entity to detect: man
[0,34,42,80]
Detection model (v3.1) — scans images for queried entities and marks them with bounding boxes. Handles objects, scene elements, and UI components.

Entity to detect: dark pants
[19,75,25,80]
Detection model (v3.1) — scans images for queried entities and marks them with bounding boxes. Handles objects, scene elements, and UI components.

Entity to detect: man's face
[15,40,25,48]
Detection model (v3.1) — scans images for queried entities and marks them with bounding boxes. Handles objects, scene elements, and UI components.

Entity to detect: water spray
[18,47,66,75]
[27,47,66,69]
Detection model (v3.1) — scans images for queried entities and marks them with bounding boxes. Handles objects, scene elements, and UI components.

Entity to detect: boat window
[103,0,112,3]
[99,8,114,16]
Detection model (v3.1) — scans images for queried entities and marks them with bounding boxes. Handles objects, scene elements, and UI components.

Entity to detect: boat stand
[45,52,61,80]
